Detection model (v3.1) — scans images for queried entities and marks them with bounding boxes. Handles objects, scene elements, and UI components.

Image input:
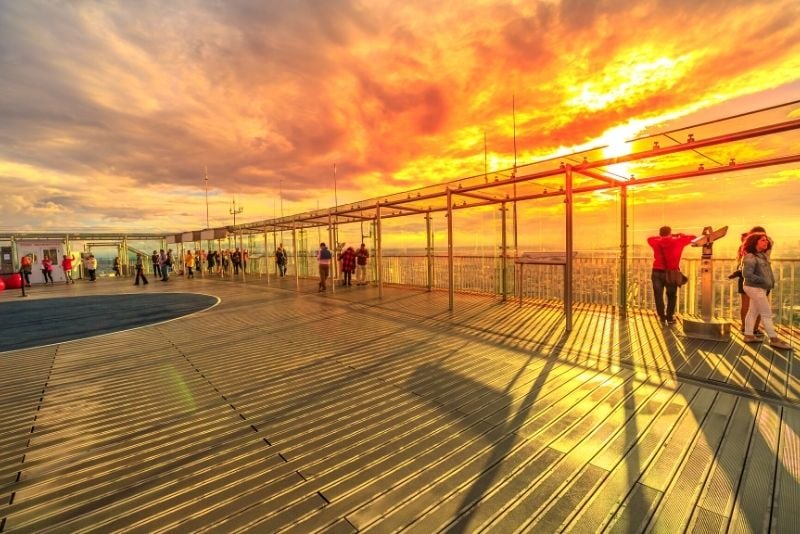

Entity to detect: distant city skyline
[1,0,799,235]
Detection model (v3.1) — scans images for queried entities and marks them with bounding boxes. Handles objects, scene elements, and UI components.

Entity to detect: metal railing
[230,251,799,327]
[379,255,800,327]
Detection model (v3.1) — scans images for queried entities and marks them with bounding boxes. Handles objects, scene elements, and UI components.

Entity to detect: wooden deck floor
[1,276,798,532]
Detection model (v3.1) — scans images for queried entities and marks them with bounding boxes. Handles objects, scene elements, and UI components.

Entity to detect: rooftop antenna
[512,94,518,255]
[484,130,488,180]
[280,178,284,217]
[333,162,338,208]
[204,166,210,229]
[333,162,339,248]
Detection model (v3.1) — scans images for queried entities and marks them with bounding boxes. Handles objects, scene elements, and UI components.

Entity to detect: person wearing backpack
[317,243,332,291]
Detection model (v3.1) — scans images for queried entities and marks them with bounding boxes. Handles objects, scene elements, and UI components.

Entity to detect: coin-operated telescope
[683,225,730,340]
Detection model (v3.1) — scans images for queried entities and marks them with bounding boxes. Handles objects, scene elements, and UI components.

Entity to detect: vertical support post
[272,230,278,277]
[198,240,211,278]
[264,226,269,284]
[10,236,18,277]
[371,220,378,285]
[425,212,433,292]
[376,203,383,299]
[446,188,454,311]
[500,202,508,301]
[565,165,574,331]
[619,185,628,317]
[292,225,300,289]
[331,216,339,284]
[121,236,128,277]
[298,228,306,278]
[328,215,336,293]
[239,228,247,282]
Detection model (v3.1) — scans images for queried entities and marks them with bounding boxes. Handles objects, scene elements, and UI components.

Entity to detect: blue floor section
[0,293,218,351]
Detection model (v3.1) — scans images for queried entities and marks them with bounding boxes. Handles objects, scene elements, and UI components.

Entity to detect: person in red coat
[647,226,695,325]
[339,246,356,286]
[61,254,75,284]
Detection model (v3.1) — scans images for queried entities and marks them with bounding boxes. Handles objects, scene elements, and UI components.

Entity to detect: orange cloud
[0,0,798,235]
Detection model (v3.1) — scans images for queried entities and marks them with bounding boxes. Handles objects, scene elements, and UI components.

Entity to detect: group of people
[648,225,790,350]
[19,253,82,286]
[316,242,370,291]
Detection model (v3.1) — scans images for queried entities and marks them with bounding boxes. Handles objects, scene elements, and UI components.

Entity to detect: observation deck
[1,275,797,531]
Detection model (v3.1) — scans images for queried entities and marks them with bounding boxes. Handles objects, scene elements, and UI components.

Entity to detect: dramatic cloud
[0,0,798,233]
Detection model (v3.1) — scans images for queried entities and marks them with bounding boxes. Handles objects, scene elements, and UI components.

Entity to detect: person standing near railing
[647,226,695,325]
[275,244,287,277]
[732,226,771,336]
[317,242,332,291]
[741,233,790,349]
[340,245,356,286]
[356,243,369,285]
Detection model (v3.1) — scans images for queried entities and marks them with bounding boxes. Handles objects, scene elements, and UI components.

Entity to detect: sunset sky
[1,0,799,251]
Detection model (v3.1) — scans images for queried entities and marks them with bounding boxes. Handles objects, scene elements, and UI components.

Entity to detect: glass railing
[238,252,799,327]
[379,255,800,327]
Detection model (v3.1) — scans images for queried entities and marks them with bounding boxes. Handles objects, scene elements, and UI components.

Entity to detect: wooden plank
[644,392,737,532]
[772,406,800,532]
[689,397,755,527]
[403,377,661,533]
[728,402,780,533]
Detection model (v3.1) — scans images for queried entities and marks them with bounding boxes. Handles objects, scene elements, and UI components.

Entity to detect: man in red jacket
[647,226,696,325]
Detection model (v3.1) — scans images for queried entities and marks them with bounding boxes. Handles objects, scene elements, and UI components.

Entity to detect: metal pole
[447,188,454,311]
[425,212,433,292]
[565,165,574,332]
[619,185,628,318]
[293,225,299,289]
[264,226,269,284]
[328,215,335,293]
[512,95,519,259]
[333,163,338,209]
[371,220,378,284]
[19,266,27,297]
[204,166,210,229]
[122,236,128,277]
[272,231,278,278]
[376,202,383,299]
[500,202,507,301]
